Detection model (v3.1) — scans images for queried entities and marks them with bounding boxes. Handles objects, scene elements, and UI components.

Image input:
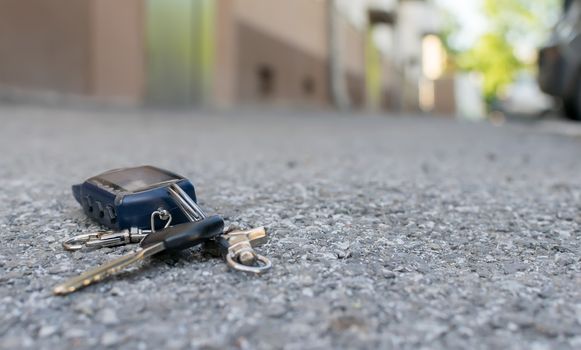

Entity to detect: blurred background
[0,0,577,121]
[5,2,581,348]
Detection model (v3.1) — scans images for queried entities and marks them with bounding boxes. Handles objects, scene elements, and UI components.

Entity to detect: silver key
[54,217,225,295]
[53,242,165,295]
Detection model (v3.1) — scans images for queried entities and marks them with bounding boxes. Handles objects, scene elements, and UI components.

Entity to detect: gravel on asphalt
[1,106,581,349]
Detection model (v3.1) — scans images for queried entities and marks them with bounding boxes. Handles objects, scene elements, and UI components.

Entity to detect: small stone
[48,264,71,274]
[538,286,554,299]
[555,254,575,266]
[1,336,33,349]
[428,243,440,251]
[503,262,528,274]
[300,275,314,286]
[569,336,581,347]
[64,328,87,339]
[335,249,351,259]
[266,303,288,318]
[38,325,58,337]
[73,299,95,316]
[109,287,125,296]
[329,315,367,332]
[382,269,396,279]
[99,308,119,325]
[530,341,551,350]
[321,252,337,260]
[165,338,187,350]
[101,331,120,346]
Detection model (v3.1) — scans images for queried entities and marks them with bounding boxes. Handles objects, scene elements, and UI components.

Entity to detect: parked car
[538,0,581,120]
[500,73,553,117]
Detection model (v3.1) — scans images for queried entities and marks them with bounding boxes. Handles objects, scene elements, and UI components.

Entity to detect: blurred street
[2,106,581,349]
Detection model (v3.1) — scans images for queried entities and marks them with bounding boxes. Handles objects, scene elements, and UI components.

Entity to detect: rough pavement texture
[1,106,581,350]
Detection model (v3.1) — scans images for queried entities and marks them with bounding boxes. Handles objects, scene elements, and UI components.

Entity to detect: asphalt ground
[1,106,581,349]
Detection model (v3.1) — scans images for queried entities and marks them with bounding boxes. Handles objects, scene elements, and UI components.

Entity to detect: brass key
[53,243,165,295]
[53,216,224,295]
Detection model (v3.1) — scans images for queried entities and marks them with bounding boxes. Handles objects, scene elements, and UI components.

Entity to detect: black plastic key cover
[140,215,224,251]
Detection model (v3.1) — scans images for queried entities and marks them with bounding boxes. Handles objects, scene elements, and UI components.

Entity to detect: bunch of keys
[54,166,271,295]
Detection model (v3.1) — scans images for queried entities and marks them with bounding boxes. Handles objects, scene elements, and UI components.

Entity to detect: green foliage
[483,0,560,44]
[457,33,523,103]
[443,0,560,103]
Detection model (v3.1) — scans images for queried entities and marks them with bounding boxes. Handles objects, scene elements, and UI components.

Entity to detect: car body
[501,73,553,117]
[538,0,581,119]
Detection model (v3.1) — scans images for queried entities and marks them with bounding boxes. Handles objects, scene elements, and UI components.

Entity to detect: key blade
[53,242,165,296]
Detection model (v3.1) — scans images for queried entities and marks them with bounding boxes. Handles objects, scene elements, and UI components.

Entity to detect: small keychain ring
[150,209,172,233]
[225,253,272,274]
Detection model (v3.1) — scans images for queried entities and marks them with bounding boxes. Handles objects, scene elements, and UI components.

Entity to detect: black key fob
[140,215,224,251]
[72,166,198,230]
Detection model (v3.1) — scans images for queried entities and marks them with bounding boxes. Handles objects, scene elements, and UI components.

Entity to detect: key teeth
[53,286,66,295]
[53,284,77,296]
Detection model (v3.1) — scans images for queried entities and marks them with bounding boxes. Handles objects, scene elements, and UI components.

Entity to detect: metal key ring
[225,253,272,274]
[150,209,172,233]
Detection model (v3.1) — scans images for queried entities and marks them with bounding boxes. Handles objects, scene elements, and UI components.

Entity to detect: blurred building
[0,0,146,105]
[0,0,449,112]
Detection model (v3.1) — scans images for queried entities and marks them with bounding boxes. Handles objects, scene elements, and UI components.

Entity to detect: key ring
[226,253,272,274]
[150,209,172,232]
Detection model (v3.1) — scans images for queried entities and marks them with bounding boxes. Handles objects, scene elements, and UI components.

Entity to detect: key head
[140,215,224,251]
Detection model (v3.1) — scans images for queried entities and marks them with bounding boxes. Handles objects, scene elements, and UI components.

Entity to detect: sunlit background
[0,0,576,120]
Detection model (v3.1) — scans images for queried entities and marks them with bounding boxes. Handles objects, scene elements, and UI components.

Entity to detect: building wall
[433,77,456,115]
[339,16,366,78]
[0,0,374,109]
[215,0,331,107]
[380,56,400,110]
[396,1,440,92]
[0,0,92,94]
[233,0,329,61]
[91,0,145,103]
[214,0,237,106]
[0,0,145,103]
[235,22,328,105]
[339,16,366,107]
[214,0,369,108]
